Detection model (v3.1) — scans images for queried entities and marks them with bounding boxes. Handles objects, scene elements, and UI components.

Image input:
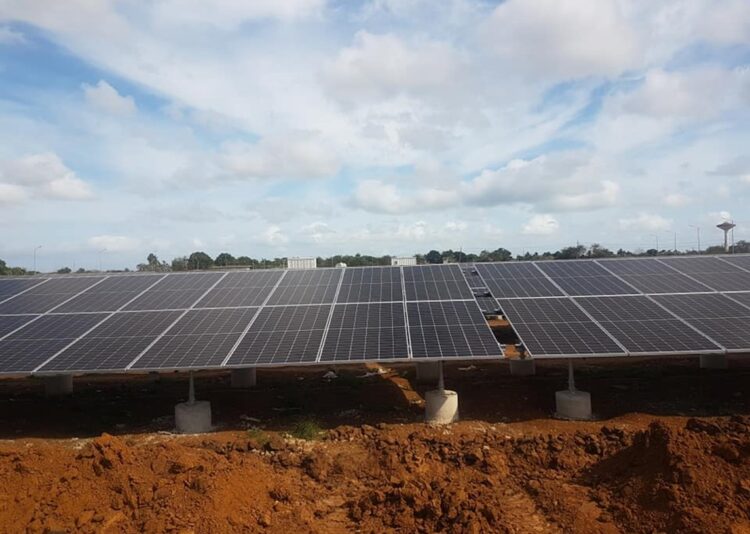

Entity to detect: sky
[0,0,749,272]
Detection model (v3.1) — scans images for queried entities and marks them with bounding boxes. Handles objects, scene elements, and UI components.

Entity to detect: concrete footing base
[509,358,536,376]
[699,354,728,370]
[555,390,592,420]
[425,389,459,424]
[175,401,212,433]
[44,375,73,396]
[416,362,441,384]
[231,368,257,388]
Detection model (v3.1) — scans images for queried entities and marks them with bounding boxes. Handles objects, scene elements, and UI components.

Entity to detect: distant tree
[587,243,614,258]
[424,250,442,264]
[214,252,237,266]
[645,248,658,256]
[57,267,72,274]
[0,259,27,276]
[137,253,170,272]
[76,267,86,273]
[171,256,189,271]
[554,245,587,260]
[616,248,632,257]
[479,248,512,262]
[453,251,469,263]
[187,251,214,270]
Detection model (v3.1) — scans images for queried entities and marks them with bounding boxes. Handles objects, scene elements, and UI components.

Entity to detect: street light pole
[33,245,42,274]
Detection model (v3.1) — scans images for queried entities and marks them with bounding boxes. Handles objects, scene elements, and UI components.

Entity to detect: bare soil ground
[0,358,749,533]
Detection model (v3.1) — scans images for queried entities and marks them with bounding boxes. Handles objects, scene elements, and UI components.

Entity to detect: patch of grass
[246,427,272,448]
[291,419,323,440]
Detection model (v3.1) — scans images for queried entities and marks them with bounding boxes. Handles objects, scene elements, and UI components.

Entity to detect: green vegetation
[3,239,748,276]
[291,419,323,440]
[246,427,272,448]
[0,259,27,276]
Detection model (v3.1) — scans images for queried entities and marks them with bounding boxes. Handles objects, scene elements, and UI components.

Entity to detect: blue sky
[0,0,749,271]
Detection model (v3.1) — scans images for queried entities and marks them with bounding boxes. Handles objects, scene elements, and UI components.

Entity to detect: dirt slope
[0,416,748,534]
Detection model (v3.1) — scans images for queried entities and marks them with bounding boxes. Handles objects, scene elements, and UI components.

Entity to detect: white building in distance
[286,257,317,269]
[391,256,417,266]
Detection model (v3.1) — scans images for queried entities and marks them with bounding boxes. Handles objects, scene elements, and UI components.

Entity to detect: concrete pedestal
[175,401,212,434]
[425,389,459,424]
[416,362,441,384]
[699,354,727,370]
[509,358,536,376]
[231,368,257,388]
[44,375,73,396]
[555,390,592,420]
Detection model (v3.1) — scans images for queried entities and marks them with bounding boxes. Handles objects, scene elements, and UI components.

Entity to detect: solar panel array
[0,264,500,375]
[1,254,749,373]
[479,255,750,358]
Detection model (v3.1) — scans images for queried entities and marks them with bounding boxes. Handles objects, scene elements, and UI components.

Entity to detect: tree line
[2,241,748,275]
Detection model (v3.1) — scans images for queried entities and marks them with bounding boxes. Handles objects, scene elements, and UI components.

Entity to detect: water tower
[717,221,736,253]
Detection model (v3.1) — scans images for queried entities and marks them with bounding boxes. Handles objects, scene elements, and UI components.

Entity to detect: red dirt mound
[1,416,748,533]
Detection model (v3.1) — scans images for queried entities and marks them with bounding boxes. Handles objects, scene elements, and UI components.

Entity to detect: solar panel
[461,264,486,289]
[0,277,105,314]
[407,301,501,358]
[721,255,750,271]
[0,313,109,373]
[132,308,259,370]
[474,293,499,314]
[336,267,403,303]
[319,303,408,362]
[535,261,637,296]
[726,292,750,308]
[54,274,166,313]
[38,311,184,373]
[658,257,750,291]
[265,269,341,305]
[598,258,713,293]
[123,272,224,311]
[194,270,283,308]
[403,265,474,301]
[0,315,38,338]
[652,293,750,351]
[497,298,625,357]
[226,304,331,365]
[574,296,722,354]
[475,262,564,298]
[0,278,46,300]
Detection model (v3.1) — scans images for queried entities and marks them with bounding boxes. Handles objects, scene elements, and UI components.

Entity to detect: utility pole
[33,245,42,273]
[689,224,701,253]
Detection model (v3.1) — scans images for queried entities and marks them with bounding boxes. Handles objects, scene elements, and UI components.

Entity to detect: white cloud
[82,80,136,115]
[618,213,672,232]
[0,153,94,202]
[443,221,467,233]
[0,25,25,44]
[261,225,289,245]
[352,179,456,214]
[521,214,559,236]
[323,31,466,104]
[664,193,691,207]
[462,153,619,212]
[301,221,335,243]
[220,133,339,180]
[616,67,750,120]
[0,183,27,205]
[481,0,639,80]
[88,235,140,252]
[150,0,324,29]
